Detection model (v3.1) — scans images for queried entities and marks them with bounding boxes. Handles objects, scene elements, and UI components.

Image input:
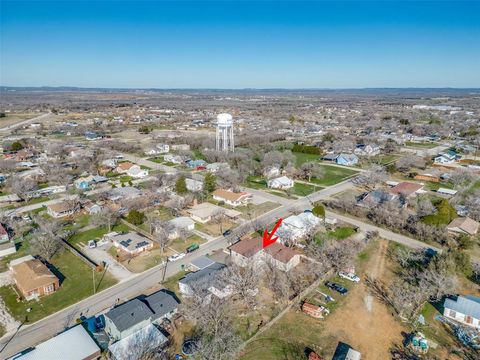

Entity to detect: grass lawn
[424,181,454,191]
[245,176,267,189]
[310,164,359,187]
[292,182,320,196]
[326,226,357,240]
[236,202,280,220]
[67,223,130,249]
[170,234,205,253]
[405,141,438,148]
[0,250,117,323]
[147,157,164,163]
[162,270,186,295]
[293,152,321,166]
[195,219,236,236]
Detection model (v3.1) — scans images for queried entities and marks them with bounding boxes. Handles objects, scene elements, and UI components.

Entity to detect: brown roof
[264,242,301,263]
[48,202,75,214]
[117,162,134,171]
[230,237,301,263]
[12,259,58,292]
[213,189,251,202]
[229,237,263,258]
[389,182,423,197]
[447,217,479,235]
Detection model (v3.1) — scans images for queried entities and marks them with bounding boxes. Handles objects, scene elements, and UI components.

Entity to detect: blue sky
[1,1,479,88]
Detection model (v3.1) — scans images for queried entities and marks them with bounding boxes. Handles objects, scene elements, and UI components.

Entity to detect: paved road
[0,113,51,133]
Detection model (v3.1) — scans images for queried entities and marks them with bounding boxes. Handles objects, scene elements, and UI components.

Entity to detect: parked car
[186,243,199,253]
[325,281,348,295]
[223,229,232,236]
[168,253,186,262]
[88,240,97,249]
[339,272,360,283]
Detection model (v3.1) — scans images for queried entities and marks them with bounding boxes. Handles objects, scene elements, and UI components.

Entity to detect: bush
[126,210,145,225]
[422,199,457,226]
[292,144,323,155]
[312,203,325,218]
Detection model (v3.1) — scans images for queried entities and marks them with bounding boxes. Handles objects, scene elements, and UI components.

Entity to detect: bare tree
[211,208,226,234]
[90,206,119,232]
[220,261,259,308]
[10,177,38,201]
[154,221,174,253]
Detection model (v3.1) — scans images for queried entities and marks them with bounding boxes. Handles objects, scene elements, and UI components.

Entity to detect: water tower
[215,113,234,152]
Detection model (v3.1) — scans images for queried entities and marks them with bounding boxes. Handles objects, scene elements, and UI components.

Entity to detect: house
[178,262,232,298]
[189,255,216,271]
[443,295,480,329]
[108,323,168,360]
[434,151,457,164]
[155,143,170,153]
[83,201,102,215]
[263,166,281,179]
[171,144,190,151]
[186,202,241,223]
[10,256,59,300]
[74,175,94,190]
[17,167,45,181]
[10,324,101,360]
[47,201,78,218]
[267,176,294,190]
[354,144,380,157]
[144,148,162,156]
[322,154,339,162]
[85,131,102,140]
[167,216,195,239]
[332,342,362,360]
[446,217,479,236]
[164,154,184,164]
[277,212,320,244]
[108,186,141,201]
[0,241,16,258]
[336,153,359,166]
[388,181,424,197]
[357,190,400,208]
[101,158,117,169]
[127,165,149,179]
[104,289,179,341]
[115,162,135,174]
[206,162,229,173]
[111,232,153,255]
[186,159,206,169]
[213,189,252,207]
[186,178,203,192]
[229,236,302,272]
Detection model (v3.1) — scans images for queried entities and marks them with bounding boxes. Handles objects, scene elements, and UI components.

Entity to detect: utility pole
[92,267,96,294]
[161,259,168,283]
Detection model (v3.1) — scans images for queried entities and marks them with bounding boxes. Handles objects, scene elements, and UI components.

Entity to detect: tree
[299,162,324,182]
[175,175,188,194]
[10,177,38,201]
[212,208,226,234]
[30,232,61,260]
[11,141,24,152]
[220,261,259,308]
[155,221,174,253]
[91,207,119,231]
[126,209,145,225]
[203,172,217,193]
[355,165,387,190]
[312,203,325,218]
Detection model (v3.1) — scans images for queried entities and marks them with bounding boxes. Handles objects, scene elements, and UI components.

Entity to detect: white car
[88,240,97,249]
[168,253,186,262]
[339,272,360,283]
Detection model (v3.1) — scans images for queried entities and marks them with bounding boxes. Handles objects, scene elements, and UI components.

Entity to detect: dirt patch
[322,239,407,359]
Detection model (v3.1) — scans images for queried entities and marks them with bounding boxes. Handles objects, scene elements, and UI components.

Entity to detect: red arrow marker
[263,218,283,249]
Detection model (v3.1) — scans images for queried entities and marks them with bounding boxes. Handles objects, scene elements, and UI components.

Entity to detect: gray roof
[179,262,225,286]
[444,295,480,319]
[105,290,179,332]
[190,256,215,270]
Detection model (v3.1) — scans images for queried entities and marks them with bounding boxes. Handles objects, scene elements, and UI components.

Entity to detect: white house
[267,176,294,190]
[127,165,149,179]
[277,212,320,244]
[155,143,170,153]
[206,162,229,173]
[434,153,456,164]
[263,166,281,179]
[443,295,480,329]
[111,232,153,255]
[212,189,252,207]
[164,154,184,165]
[167,216,195,239]
[354,144,380,157]
[47,202,78,218]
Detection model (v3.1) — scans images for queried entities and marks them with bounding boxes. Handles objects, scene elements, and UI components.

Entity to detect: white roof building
[277,212,320,243]
[267,176,294,189]
[9,325,101,360]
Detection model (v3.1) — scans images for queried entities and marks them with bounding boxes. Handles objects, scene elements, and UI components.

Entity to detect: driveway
[81,243,134,282]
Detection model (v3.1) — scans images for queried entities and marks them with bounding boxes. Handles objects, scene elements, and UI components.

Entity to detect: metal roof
[9,325,100,360]
[444,295,480,320]
[190,256,216,270]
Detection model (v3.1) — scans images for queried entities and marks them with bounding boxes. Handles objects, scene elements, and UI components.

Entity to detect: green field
[292,182,320,196]
[245,176,268,189]
[310,164,359,186]
[405,141,438,149]
[0,250,117,323]
[292,152,321,166]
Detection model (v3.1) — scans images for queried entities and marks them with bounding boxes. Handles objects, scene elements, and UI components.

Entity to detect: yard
[195,218,237,236]
[405,141,439,149]
[292,152,321,166]
[108,246,165,273]
[0,250,117,323]
[239,240,408,360]
[310,164,359,187]
[245,176,267,189]
[67,223,130,249]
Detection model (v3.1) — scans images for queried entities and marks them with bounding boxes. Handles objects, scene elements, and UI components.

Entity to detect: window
[465,315,473,324]
[44,284,54,293]
[449,310,457,318]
